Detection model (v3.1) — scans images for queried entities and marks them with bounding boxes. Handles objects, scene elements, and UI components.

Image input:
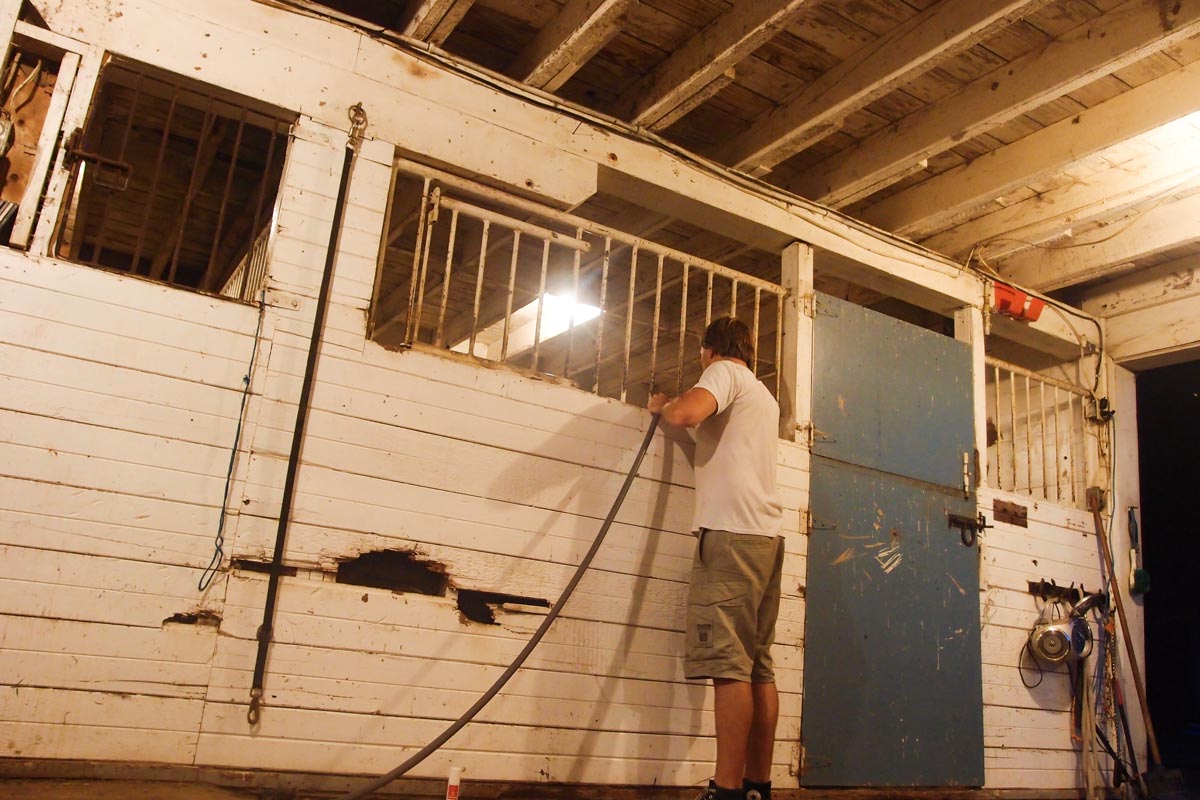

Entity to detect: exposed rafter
[996,191,1200,291]
[861,60,1200,239]
[788,0,1200,208]
[925,138,1200,260]
[506,0,635,91]
[648,68,737,132]
[718,0,1051,175]
[399,0,475,45]
[612,0,813,128]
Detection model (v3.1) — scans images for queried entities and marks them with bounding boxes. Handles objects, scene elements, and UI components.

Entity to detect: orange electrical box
[993,282,1045,322]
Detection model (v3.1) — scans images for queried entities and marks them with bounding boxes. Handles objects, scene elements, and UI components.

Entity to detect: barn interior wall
[0,0,1179,793]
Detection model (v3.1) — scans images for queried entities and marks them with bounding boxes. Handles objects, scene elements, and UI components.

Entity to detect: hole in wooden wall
[336,550,449,596]
[232,559,297,578]
[163,609,222,627]
[456,589,550,625]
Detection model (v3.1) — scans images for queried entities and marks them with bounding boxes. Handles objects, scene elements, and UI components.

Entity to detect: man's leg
[713,678,753,789]
[745,681,779,782]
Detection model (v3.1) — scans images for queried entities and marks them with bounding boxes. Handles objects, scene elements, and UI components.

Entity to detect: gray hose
[339,414,662,799]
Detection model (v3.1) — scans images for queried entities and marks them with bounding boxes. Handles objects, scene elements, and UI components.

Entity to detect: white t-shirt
[691,359,783,537]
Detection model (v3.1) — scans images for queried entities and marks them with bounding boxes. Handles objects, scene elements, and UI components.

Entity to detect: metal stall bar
[649,253,663,391]
[434,207,460,348]
[501,230,521,361]
[594,237,611,394]
[621,245,639,402]
[677,263,689,395]
[532,238,550,372]
[469,219,491,357]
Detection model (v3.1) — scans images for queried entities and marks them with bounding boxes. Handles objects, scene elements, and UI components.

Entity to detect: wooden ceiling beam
[507,0,635,91]
[996,191,1200,292]
[861,60,1200,239]
[613,0,813,128]
[718,0,1051,175]
[399,0,475,45]
[790,0,1200,208]
[924,138,1200,260]
[648,68,737,132]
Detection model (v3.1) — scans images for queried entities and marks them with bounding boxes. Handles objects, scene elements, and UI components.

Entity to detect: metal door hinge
[790,743,803,777]
[800,293,816,318]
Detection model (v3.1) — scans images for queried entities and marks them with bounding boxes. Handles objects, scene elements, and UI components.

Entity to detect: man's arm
[647,387,718,428]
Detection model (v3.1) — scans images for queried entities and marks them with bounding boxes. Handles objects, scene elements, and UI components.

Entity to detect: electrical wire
[972,251,1105,394]
[199,290,268,592]
[5,59,42,113]
[338,415,661,800]
[974,173,1200,259]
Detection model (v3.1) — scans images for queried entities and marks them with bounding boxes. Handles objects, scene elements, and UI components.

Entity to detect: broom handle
[1087,487,1163,767]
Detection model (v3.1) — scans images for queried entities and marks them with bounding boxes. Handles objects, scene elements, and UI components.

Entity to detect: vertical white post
[30,44,104,256]
[955,305,988,492]
[0,0,20,52]
[1110,363,1146,768]
[780,241,813,441]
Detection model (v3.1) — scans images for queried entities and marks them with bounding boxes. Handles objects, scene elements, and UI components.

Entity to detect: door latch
[63,127,133,191]
[948,512,990,547]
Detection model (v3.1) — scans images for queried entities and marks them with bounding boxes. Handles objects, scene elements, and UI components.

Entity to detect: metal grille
[985,356,1092,507]
[53,58,294,301]
[371,159,788,407]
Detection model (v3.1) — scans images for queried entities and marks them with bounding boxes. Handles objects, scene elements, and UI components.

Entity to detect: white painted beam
[861,61,1200,238]
[1106,292,1200,367]
[506,0,634,92]
[997,192,1200,292]
[790,0,1200,208]
[1081,254,1200,318]
[779,242,813,441]
[925,138,1200,259]
[719,0,1050,174]
[400,0,475,45]
[955,305,988,488]
[613,0,813,128]
[0,0,21,54]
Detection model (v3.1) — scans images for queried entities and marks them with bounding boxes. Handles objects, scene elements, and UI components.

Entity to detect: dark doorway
[1136,359,1200,786]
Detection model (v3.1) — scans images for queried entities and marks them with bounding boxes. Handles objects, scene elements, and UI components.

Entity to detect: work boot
[743,778,771,800]
[695,780,742,800]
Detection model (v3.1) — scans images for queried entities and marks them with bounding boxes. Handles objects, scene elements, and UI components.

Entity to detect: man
[648,316,785,800]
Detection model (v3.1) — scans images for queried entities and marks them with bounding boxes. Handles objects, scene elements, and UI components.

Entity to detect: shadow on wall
[483,400,707,785]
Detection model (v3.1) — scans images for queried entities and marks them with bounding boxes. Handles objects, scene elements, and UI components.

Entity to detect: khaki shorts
[684,528,785,683]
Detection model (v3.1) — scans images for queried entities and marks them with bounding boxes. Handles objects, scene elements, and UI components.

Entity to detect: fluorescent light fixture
[452,293,601,360]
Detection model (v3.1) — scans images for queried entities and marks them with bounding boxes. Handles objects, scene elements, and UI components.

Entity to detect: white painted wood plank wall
[0,0,1159,793]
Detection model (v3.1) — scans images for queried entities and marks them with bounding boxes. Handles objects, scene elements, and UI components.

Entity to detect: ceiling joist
[506,0,635,91]
[718,0,1053,175]
[997,191,1200,291]
[926,138,1200,260]
[400,0,475,45]
[862,60,1200,239]
[790,0,1200,208]
[613,0,813,128]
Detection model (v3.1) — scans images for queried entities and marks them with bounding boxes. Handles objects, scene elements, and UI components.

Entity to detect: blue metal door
[801,293,984,787]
